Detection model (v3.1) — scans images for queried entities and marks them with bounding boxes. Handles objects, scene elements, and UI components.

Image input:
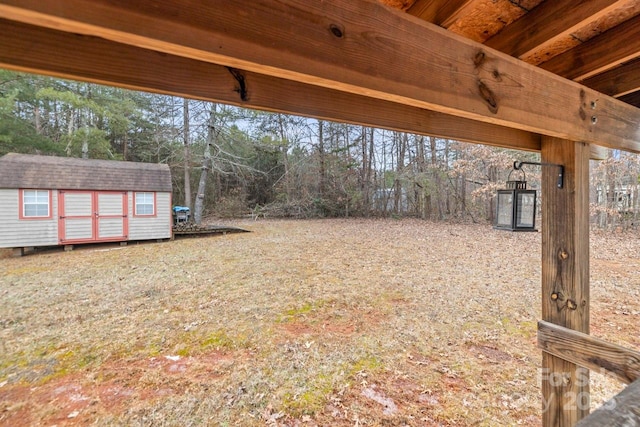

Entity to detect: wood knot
[559,250,569,260]
[579,107,586,121]
[227,67,248,101]
[329,23,344,38]
[473,50,486,67]
[567,299,578,310]
[477,81,498,114]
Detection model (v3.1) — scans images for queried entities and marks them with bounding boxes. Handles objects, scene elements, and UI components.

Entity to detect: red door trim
[58,190,128,244]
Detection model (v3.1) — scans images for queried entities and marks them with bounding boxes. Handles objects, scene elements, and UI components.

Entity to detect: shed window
[22,190,50,218]
[135,192,155,216]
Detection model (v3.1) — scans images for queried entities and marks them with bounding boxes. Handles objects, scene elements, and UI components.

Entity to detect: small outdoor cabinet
[494,180,537,231]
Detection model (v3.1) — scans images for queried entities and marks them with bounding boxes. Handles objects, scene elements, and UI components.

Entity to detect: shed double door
[58,191,128,244]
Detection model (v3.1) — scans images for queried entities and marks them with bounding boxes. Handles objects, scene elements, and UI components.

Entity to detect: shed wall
[127,192,171,240]
[0,189,58,248]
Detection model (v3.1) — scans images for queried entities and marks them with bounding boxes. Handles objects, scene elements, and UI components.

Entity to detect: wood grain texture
[0,19,540,150]
[485,0,627,59]
[0,0,639,152]
[575,378,640,426]
[541,137,591,426]
[538,320,640,384]
[540,14,640,81]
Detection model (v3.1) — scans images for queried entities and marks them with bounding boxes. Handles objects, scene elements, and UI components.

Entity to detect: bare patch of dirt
[1,219,638,425]
[468,344,513,363]
[0,350,244,426]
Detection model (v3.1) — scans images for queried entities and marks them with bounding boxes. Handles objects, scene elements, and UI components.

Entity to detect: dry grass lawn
[0,219,639,426]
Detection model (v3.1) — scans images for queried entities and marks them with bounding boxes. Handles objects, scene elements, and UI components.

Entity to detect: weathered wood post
[541,137,591,426]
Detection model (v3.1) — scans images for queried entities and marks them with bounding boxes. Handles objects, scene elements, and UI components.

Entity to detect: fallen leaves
[0,218,638,425]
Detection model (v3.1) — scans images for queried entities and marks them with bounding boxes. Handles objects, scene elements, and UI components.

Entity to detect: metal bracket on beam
[514,161,564,189]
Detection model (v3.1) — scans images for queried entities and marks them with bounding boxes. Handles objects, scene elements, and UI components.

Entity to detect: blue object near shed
[172,206,191,223]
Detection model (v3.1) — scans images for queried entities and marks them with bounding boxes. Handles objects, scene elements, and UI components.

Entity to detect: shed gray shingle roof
[0,153,172,192]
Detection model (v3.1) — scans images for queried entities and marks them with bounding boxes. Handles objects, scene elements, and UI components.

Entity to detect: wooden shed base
[172,225,250,238]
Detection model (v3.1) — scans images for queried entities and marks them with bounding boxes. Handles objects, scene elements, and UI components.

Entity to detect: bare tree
[183,98,192,210]
[193,104,219,224]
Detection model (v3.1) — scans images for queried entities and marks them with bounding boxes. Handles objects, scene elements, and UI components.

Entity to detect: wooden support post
[541,137,590,426]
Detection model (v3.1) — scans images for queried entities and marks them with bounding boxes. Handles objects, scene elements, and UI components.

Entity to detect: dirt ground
[0,219,638,426]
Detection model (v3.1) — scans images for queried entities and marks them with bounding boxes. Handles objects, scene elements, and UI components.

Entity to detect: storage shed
[0,153,172,251]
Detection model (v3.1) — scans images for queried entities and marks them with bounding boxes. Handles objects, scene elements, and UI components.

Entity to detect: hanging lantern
[494,166,537,231]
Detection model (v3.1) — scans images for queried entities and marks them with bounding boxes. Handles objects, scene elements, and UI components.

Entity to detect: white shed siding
[127,192,171,240]
[98,218,124,238]
[64,192,92,216]
[96,192,125,239]
[60,192,94,241]
[0,189,58,248]
[64,218,93,240]
[98,193,124,215]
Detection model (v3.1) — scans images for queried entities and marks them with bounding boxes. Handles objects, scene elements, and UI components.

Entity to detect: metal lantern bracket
[513,161,564,189]
[506,166,527,187]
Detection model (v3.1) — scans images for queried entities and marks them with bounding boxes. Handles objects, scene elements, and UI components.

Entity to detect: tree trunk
[277,114,291,202]
[360,127,369,210]
[415,136,428,219]
[394,132,406,214]
[368,128,375,213]
[318,120,325,199]
[193,104,217,224]
[34,104,42,134]
[459,173,467,218]
[183,98,192,210]
[81,124,89,159]
[444,139,451,216]
[606,151,616,229]
[122,134,128,161]
[429,136,442,220]
[487,165,497,223]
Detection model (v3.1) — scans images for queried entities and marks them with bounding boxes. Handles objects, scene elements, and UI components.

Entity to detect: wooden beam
[485,0,626,59]
[582,58,640,98]
[541,137,591,426]
[538,320,640,384]
[589,145,608,161]
[0,0,639,152]
[407,0,478,27]
[540,14,640,81]
[576,378,640,426]
[0,18,540,151]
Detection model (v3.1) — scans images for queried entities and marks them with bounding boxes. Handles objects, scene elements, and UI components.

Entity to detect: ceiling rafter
[407,0,478,27]
[619,91,640,108]
[539,13,640,81]
[485,0,628,59]
[582,58,640,98]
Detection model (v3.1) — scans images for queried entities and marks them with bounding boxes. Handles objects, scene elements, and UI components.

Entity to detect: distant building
[0,153,172,253]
